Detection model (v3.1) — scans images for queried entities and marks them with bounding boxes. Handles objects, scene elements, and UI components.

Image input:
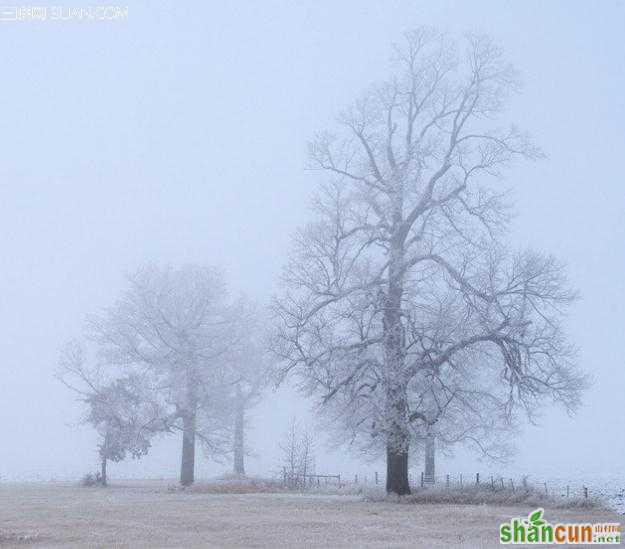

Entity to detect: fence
[293,470,598,500]
[418,473,594,500]
[282,469,342,489]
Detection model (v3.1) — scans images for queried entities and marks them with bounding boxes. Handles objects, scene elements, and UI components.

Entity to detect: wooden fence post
[421,471,424,488]
[354,474,358,484]
[446,474,450,489]
[375,471,379,485]
[476,472,480,486]
[584,486,588,499]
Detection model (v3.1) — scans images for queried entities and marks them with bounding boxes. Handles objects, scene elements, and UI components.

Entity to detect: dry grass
[0,481,620,548]
[191,478,602,510]
[185,477,285,494]
[0,532,46,545]
[365,484,601,510]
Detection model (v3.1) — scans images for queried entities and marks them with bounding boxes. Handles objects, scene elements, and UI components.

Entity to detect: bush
[80,472,103,487]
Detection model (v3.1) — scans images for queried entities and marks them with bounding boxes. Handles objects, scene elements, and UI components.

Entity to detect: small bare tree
[58,341,166,486]
[273,28,587,495]
[280,419,315,490]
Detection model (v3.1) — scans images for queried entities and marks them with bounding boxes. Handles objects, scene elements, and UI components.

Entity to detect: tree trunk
[100,456,107,487]
[233,393,245,476]
[384,382,411,495]
[386,443,410,495]
[180,409,196,486]
[424,432,435,483]
[384,194,411,496]
[383,290,411,493]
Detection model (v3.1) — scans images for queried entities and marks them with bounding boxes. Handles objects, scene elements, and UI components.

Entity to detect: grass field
[0,482,621,548]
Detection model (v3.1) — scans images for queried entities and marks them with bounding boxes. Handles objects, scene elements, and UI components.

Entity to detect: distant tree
[273,28,587,495]
[58,341,166,486]
[89,264,238,486]
[414,376,516,483]
[408,352,520,482]
[228,298,272,477]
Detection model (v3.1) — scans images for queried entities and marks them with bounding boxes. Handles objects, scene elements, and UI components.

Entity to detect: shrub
[80,472,103,487]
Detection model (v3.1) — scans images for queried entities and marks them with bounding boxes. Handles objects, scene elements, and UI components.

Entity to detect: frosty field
[0,482,621,548]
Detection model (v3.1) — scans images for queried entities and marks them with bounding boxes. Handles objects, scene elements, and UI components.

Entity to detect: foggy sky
[0,0,623,482]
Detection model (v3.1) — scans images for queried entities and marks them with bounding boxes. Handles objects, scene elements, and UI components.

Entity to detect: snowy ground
[0,482,621,548]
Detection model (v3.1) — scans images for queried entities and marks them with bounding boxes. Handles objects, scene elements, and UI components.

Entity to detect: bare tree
[273,28,587,494]
[229,298,271,477]
[401,349,520,482]
[90,264,237,486]
[58,341,166,486]
[280,418,315,490]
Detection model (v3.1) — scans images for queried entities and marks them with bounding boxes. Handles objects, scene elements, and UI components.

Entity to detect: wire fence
[291,470,612,501]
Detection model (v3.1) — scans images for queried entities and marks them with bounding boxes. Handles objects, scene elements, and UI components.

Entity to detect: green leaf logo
[528,509,544,525]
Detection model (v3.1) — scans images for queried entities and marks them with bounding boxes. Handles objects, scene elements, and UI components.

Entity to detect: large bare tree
[273,28,587,494]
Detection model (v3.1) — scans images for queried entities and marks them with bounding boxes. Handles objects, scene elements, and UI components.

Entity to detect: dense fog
[0,1,623,487]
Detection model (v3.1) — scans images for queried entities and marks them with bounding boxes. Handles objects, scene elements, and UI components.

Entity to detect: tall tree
[91,264,236,485]
[228,298,271,476]
[273,28,587,494]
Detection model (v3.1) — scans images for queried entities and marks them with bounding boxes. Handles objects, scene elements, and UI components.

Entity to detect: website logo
[500,508,621,545]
